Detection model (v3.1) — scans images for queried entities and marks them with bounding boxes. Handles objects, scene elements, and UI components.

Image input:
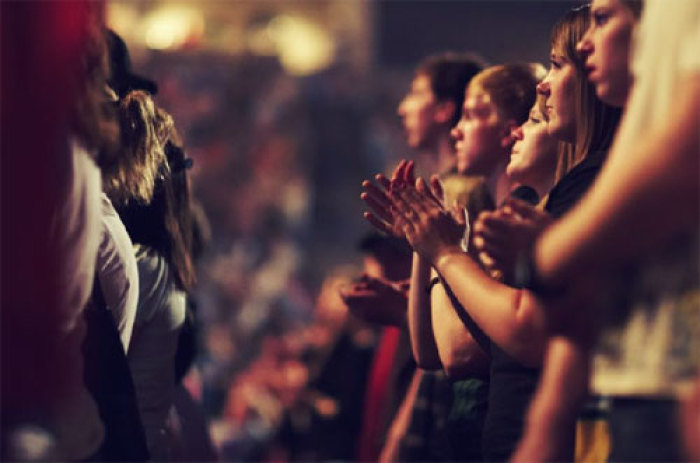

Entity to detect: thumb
[430,175,444,205]
[505,198,539,220]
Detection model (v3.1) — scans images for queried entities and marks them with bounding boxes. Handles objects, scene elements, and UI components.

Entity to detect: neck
[519,167,556,200]
[434,132,455,173]
[486,159,511,206]
[416,131,455,176]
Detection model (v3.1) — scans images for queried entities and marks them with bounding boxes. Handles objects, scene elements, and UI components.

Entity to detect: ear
[499,119,519,148]
[433,100,457,125]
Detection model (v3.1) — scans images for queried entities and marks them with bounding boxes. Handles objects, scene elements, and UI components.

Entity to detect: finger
[391,160,407,189]
[403,160,416,185]
[475,214,517,236]
[477,252,505,281]
[363,212,395,236]
[392,206,414,232]
[391,160,406,184]
[362,180,391,204]
[415,176,428,195]
[375,173,391,191]
[472,233,507,253]
[390,188,415,218]
[415,177,441,208]
[504,198,541,220]
[430,175,444,205]
[361,191,394,223]
[398,187,431,218]
[477,250,497,270]
[472,226,511,250]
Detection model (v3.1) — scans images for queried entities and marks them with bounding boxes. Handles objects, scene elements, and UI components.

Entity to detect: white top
[97,193,139,352]
[49,140,104,459]
[591,0,700,398]
[128,245,187,461]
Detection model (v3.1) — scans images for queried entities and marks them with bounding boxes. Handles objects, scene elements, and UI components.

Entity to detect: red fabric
[1,0,103,412]
[356,327,401,462]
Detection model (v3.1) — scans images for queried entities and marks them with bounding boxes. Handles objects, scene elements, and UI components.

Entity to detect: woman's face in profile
[577,0,636,106]
[507,103,558,183]
[537,50,577,143]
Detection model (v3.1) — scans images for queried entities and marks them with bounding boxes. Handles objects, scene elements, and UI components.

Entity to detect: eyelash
[593,11,609,26]
[550,60,562,70]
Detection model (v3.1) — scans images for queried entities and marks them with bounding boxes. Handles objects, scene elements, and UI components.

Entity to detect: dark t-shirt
[482,150,607,461]
[545,150,607,219]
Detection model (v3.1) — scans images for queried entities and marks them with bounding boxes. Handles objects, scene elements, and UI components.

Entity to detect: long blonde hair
[103,90,172,205]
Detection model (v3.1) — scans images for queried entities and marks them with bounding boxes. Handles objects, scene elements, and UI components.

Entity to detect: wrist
[432,246,464,274]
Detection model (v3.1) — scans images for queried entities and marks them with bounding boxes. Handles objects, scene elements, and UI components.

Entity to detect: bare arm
[511,336,590,462]
[406,252,442,369]
[433,251,547,367]
[431,276,490,379]
[537,76,700,286]
[392,184,549,366]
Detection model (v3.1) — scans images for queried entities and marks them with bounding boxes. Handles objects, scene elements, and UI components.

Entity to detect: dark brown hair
[416,52,486,126]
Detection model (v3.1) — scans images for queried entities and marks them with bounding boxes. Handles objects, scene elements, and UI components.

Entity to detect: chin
[598,85,625,107]
[506,165,524,182]
[456,161,469,175]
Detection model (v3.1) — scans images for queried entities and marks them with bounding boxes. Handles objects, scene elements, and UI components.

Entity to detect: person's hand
[339,274,408,327]
[473,198,553,281]
[390,178,464,264]
[361,159,416,238]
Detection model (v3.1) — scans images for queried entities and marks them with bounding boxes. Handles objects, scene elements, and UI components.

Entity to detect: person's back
[128,244,187,460]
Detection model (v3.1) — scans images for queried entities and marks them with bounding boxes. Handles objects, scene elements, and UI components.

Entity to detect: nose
[397,97,407,116]
[577,26,593,57]
[537,79,550,97]
[450,125,462,141]
[511,125,524,141]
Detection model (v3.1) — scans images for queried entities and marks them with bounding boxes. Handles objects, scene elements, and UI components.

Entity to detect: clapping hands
[473,197,553,281]
[339,274,409,327]
[361,159,466,264]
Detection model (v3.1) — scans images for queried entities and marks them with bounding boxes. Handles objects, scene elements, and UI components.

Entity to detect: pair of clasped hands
[340,159,552,326]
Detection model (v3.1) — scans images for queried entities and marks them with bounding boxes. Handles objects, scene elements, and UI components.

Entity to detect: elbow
[505,291,547,367]
[441,346,489,380]
[442,356,471,379]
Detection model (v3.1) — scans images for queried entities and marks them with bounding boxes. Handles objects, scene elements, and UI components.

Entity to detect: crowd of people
[2,0,698,461]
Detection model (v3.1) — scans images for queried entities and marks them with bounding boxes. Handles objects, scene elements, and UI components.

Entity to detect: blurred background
[107,1,577,459]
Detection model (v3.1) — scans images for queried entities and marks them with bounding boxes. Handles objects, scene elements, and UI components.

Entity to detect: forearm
[433,250,547,365]
[537,78,700,285]
[514,336,590,462]
[407,252,442,369]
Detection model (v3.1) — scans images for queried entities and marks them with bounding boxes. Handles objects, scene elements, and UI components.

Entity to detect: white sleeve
[97,197,139,352]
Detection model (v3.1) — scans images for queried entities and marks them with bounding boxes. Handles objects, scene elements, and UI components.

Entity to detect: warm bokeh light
[142,6,204,50]
[265,15,335,76]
